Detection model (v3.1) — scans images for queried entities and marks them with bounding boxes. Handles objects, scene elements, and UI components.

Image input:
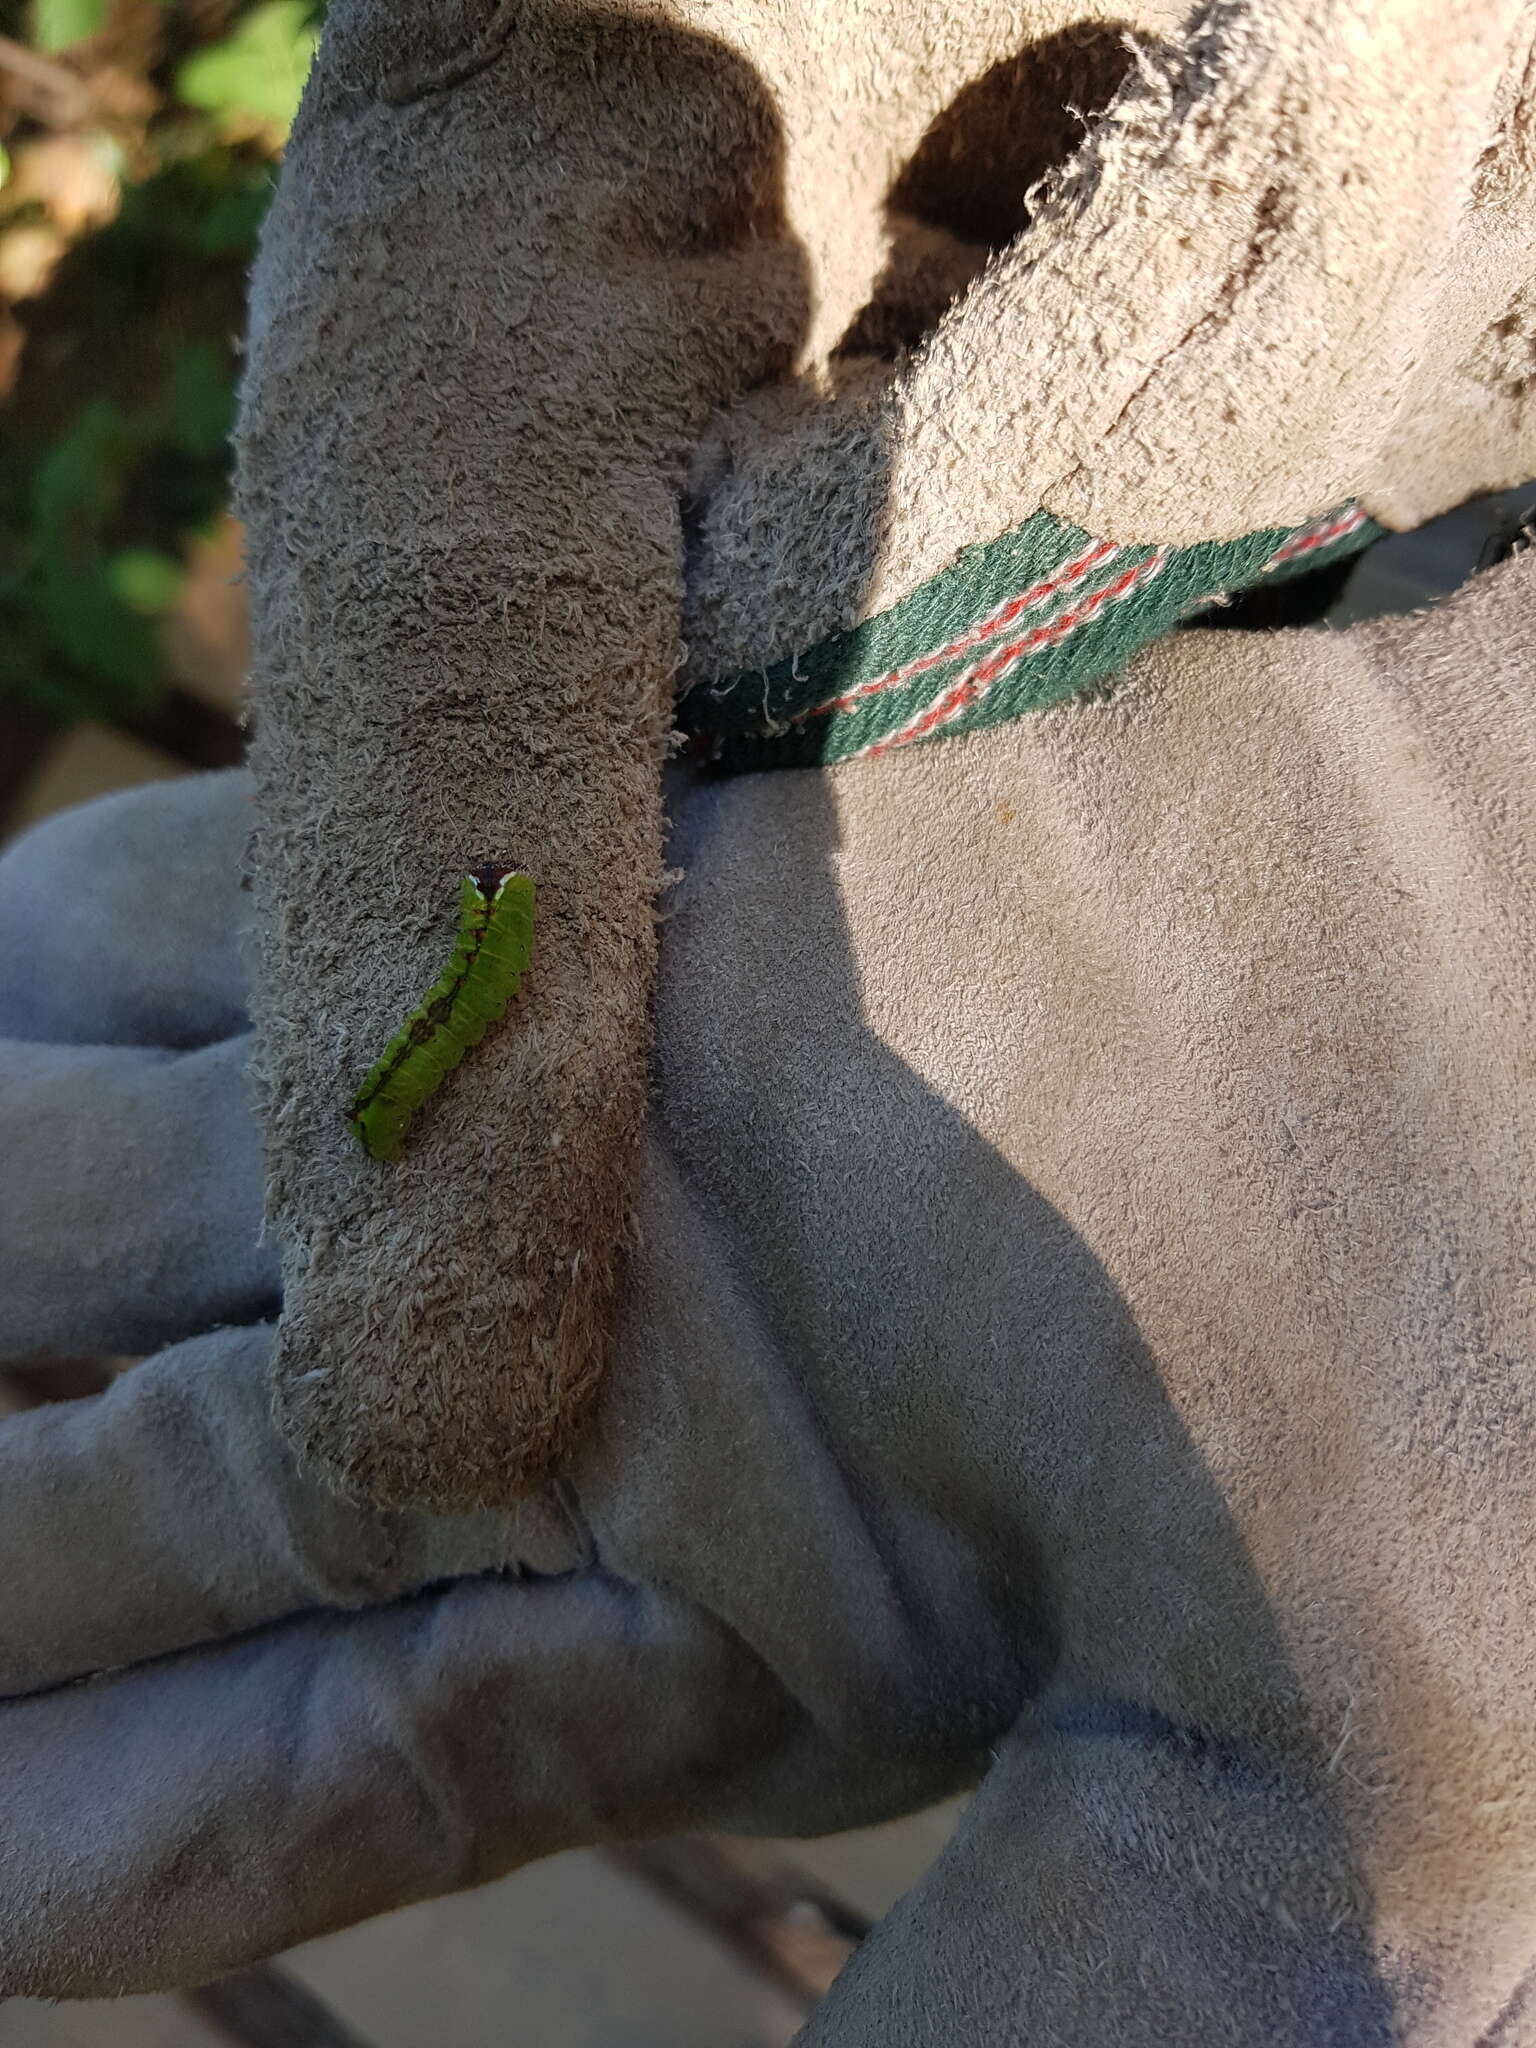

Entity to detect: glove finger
[0,1323,578,1698]
[0,1572,799,1998]
[796,1714,1389,2047]
[0,770,253,1048]
[0,1031,278,1357]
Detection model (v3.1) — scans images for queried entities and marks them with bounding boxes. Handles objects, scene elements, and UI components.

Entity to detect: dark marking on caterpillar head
[347,866,536,1160]
[469,862,515,899]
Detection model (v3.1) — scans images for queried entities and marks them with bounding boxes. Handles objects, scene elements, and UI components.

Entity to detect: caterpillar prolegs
[347,865,536,1162]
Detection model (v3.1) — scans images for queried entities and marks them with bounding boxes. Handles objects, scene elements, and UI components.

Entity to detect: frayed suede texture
[679,0,1536,684]
[627,559,1536,2046]
[239,0,810,1507]
[242,0,1536,1511]
[1,589,1533,2035]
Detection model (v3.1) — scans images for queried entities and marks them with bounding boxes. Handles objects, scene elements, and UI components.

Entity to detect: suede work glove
[3,549,1534,2047]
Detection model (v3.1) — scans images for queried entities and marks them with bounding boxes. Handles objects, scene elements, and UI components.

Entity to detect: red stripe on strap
[794,539,1120,726]
[854,551,1170,762]
[1263,504,1367,573]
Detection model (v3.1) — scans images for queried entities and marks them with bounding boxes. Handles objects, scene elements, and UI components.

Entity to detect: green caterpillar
[348,865,536,1162]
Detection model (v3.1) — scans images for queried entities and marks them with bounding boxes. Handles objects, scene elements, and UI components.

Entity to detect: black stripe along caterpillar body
[347,865,536,1161]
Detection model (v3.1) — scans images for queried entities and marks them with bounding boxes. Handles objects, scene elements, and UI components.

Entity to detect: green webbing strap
[678,501,1379,772]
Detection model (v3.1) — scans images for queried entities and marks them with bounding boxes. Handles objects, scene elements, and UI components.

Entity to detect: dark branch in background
[0,1353,114,1405]
[0,690,243,839]
[0,32,92,125]
[121,681,244,767]
[186,1965,377,2048]
[606,1836,871,2008]
[0,699,59,833]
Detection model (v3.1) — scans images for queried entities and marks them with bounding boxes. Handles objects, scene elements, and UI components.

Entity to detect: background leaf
[169,340,235,461]
[107,547,183,613]
[176,1,319,145]
[29,0,107,55]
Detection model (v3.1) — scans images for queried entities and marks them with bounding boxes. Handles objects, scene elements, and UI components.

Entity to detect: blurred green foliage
[30,0,108,56]
[0,0,322,726]
[178,0,319,141]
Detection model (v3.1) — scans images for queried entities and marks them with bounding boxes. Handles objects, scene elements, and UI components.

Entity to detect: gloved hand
[4,553,1534,2045]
